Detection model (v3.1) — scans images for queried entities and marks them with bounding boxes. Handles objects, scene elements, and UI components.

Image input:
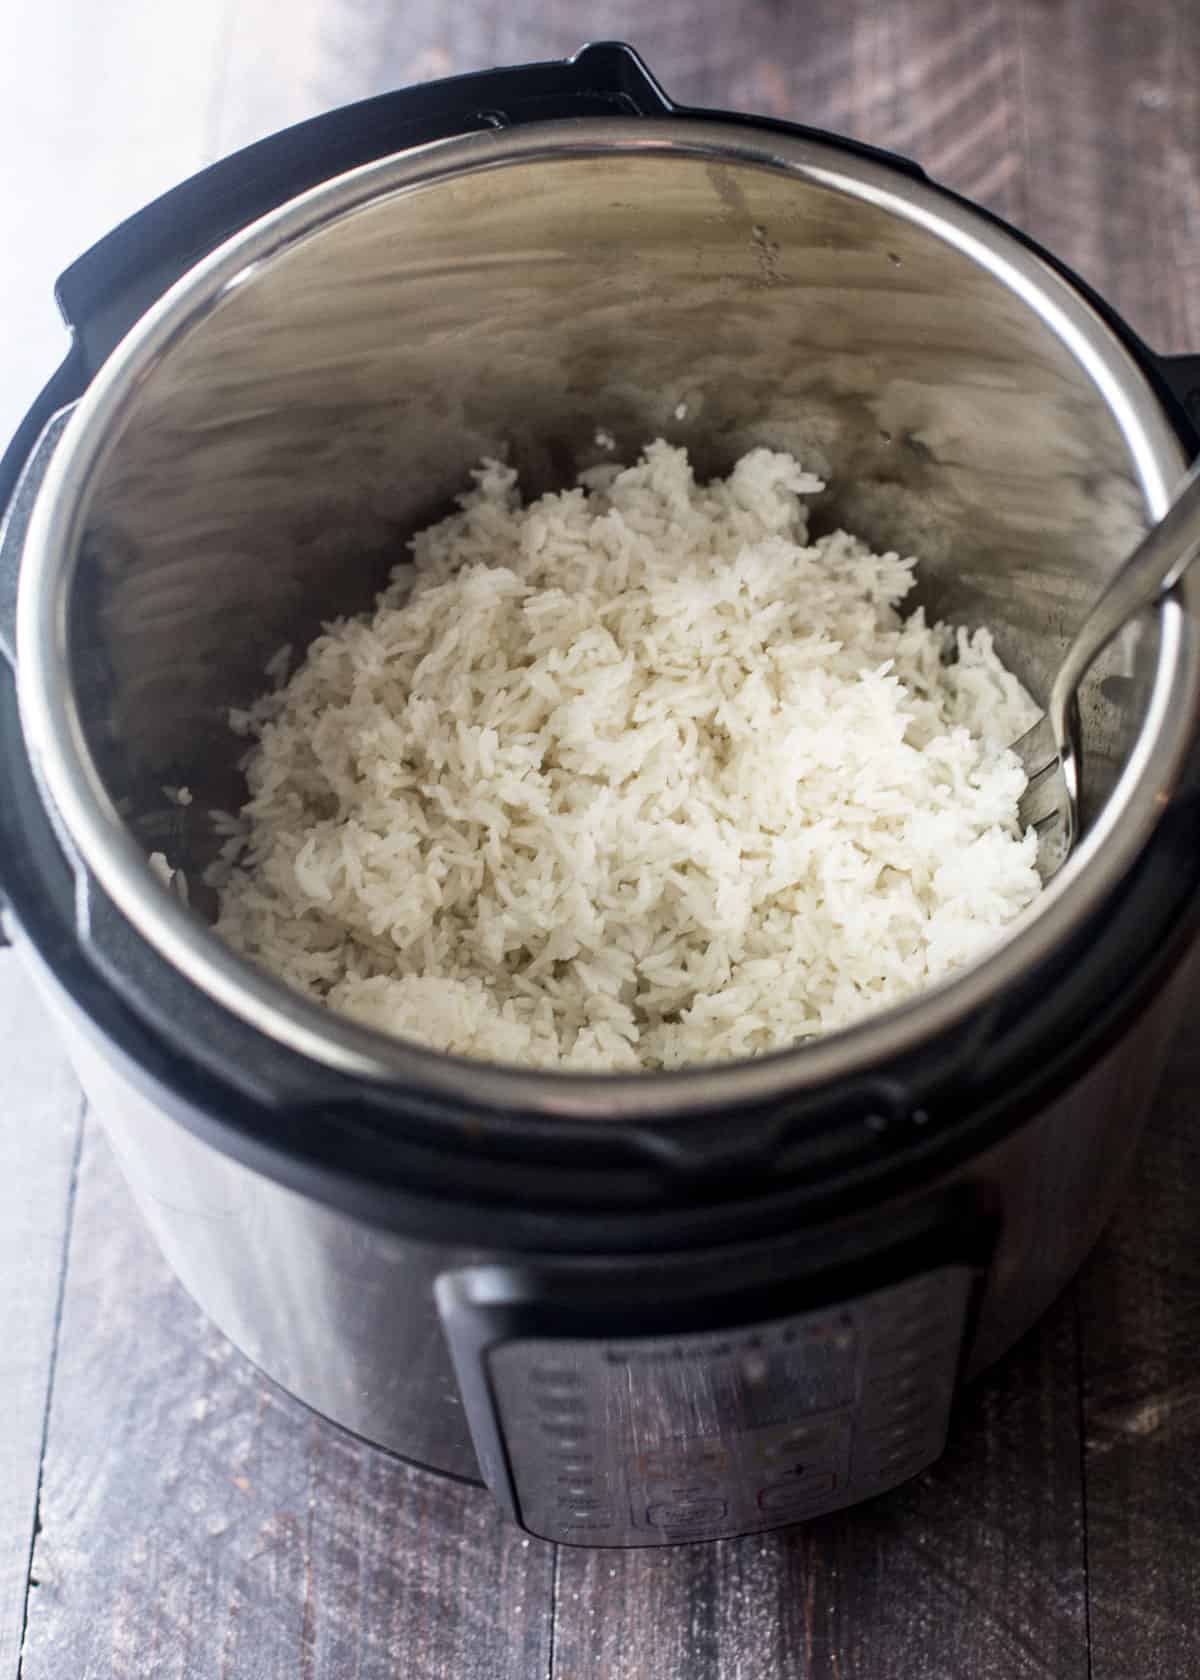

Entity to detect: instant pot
[3,43,1199,1547]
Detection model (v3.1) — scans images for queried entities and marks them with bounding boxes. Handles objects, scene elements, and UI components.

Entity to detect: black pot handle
[52,39,930,383]
[56,42,671,380]
[3,41,931,547]
[0,38,928,667]
[0,403,76,668]
[0,352,88,644]
[1156,354,1200,445]
[0,40,674,661]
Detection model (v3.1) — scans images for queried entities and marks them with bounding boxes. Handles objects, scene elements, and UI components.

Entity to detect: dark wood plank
[0,964,82,1680]
[1077,1123,1200,1676]
[552,1304,1087,1680]
[1016,0,1200,355]
[19,1123,556,1680]
[216,0,1029,220]
[1072,1014,1200,1680]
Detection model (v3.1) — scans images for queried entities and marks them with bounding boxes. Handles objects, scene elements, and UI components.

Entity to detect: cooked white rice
[212,441,1041,1070]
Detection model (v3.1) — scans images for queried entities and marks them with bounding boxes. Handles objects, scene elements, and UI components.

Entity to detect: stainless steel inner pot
[16,118,1197,1111]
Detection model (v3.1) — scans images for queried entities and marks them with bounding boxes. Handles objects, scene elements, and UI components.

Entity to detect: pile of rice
[212,441,1041,1070]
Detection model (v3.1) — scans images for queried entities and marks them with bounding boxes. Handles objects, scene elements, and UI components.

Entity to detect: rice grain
[212,441,1041,1070]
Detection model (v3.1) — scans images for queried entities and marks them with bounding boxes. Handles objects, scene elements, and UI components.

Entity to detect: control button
[874,1336,947,1368]
[880,1310,941,1337]
[867,1368,927,1398]
[855,1453,932,1488]
[756,1473,837,1512]
[850,1451,914,1478]
[646,1498,728,1528]
[534,1394,588,1416]
[861,1417,928,1449]
[869,1391,931,1421]
[557,1502,615,1526]
[753,1419,842,1462]
[858,1418,925,1449]
[875,1341,959,1378]
[855,1436,938,1478]
[638,1481,728,1509]
[778,1320,855,1351]
[540,1427,588,1447]
[862,1383,934,1415]
[530,1378,584,1396]
[637,1441,728,1479]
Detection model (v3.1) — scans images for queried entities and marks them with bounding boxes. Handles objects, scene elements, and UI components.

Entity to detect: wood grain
[1016,0,1200,354]
[0,964,82,1680]
[18,1124,556,1680]
[1074,1022,1200,1680]
[217,0,1031,221]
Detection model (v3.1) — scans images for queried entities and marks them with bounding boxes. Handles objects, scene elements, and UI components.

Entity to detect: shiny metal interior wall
[71,135,1157,886]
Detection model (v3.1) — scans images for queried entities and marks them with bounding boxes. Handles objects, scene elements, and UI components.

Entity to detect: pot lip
[13,115,1197,1121]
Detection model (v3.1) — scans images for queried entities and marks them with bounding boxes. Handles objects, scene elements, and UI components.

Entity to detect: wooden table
[3,4,1200,1675]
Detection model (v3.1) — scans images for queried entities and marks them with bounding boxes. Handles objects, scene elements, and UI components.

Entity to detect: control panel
[444,1265,971,1547]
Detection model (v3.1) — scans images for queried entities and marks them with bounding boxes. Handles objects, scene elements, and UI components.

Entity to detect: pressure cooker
[3,43,1199,1547]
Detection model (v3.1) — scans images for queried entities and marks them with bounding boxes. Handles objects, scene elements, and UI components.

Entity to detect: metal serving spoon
[1016,456,1200,871]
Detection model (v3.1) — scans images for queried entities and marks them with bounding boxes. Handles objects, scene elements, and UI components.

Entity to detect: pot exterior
[23,933,1192,1492]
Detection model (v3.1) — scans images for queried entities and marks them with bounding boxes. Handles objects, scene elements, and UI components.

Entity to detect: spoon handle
[1049,455,1200,765]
